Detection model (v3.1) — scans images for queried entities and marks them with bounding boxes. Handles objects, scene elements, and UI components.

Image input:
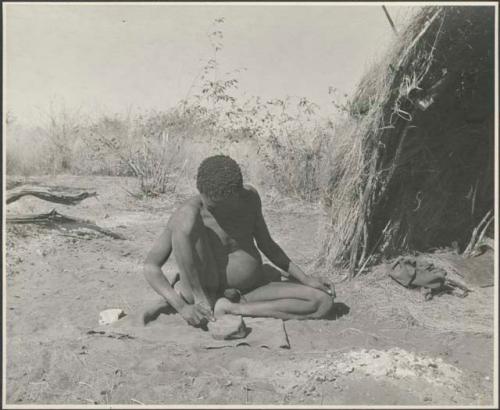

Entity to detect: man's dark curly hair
[196,155,243,200]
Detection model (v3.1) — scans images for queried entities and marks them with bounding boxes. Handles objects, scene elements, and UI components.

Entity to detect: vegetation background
[5,7,417,202]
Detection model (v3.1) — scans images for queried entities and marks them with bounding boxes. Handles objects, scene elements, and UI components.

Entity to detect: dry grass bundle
[320,6,495,273]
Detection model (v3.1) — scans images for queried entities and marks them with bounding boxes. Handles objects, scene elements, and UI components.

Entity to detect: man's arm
[143,227,187,312]
[171,216,214,310]
[143,213,213,327]
[251,188,334,295]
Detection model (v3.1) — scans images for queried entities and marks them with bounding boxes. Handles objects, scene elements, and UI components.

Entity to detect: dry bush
[82,112,191,196]
[6,117,54,176]
[6,96,331,200]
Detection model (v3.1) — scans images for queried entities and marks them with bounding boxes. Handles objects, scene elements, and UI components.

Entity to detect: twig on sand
[131,398,146,405]
[119,184,142,199]
[73,352,88,368]
[59,233,92,240]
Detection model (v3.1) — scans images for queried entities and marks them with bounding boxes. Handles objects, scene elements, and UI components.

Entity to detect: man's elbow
[143,260,161,278]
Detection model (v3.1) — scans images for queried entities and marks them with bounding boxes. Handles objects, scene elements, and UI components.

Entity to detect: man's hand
[179,303,215,328]
[303,276,336,298]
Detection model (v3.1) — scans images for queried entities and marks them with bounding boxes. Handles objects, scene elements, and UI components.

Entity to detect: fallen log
[7,189,97,205]
[7,209,125,240]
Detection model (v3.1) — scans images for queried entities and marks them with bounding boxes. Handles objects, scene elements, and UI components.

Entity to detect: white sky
[4,3,418,125]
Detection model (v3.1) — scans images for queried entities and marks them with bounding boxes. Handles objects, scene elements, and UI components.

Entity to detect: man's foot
[214,297,236,318]
[223,288,247,303]
[140,300,173,325]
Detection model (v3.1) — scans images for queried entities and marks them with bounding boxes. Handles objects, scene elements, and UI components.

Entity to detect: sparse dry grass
[6,93,334,201]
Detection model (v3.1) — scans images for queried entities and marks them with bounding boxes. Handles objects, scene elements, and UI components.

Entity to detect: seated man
[143,155,334,327]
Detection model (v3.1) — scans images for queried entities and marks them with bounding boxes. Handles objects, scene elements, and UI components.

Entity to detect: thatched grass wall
[320,6,495,273]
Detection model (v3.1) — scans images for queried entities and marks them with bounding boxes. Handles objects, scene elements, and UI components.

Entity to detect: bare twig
[58,233,92,240]
[131,398,145,405]
[382,6,399,35]
[118,184,142,199]
[463,210,493,256]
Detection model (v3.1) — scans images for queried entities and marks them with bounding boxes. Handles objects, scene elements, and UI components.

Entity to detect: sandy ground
[4,175,496,406]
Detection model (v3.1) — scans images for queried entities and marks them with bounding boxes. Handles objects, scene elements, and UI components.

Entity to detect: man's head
[196,155,243,205]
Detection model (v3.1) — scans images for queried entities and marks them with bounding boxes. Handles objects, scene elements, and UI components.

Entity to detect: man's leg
[214,281,333,320]
[171,224,220,307]
[224,264,283,302]
[141,226,219,325]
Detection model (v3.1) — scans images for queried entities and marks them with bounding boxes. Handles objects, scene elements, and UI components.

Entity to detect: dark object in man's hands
[179,303,214,328]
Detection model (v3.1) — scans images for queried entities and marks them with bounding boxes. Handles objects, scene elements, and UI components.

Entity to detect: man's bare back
[143,155,334,328]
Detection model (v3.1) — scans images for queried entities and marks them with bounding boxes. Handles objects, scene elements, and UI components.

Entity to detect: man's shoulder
[243,184,260,197]
[168,196,202,231]
[243,184,262,206]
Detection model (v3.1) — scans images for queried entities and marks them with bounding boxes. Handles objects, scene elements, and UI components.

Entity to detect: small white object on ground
[99,308,126,325]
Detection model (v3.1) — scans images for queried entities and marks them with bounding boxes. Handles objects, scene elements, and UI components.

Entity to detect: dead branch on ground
[7,209,125,240]
[7,189,97,205]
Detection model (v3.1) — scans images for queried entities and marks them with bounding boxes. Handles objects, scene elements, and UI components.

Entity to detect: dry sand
[4,175,495,405]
